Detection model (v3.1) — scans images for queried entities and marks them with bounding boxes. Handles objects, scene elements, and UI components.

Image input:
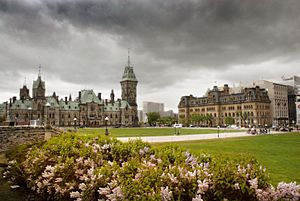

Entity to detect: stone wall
[0,126,62,152]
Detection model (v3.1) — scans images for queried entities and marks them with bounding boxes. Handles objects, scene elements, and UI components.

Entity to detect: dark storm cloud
[40,0,300,67]
[1,0,300,69]
[1,0,300,109]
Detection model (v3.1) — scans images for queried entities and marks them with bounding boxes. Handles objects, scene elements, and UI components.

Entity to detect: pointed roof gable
[33,76,45,89]
[79,89,102,104]
[46,96,59,108]
[121,66,138,82]
[121,50,138,82]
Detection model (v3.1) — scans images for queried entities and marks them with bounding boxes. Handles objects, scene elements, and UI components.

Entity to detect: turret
[110,89,115,104]
[20,84,30,100]
[120,50,138,107]
[32,65,45,100]
[120,50,138,125]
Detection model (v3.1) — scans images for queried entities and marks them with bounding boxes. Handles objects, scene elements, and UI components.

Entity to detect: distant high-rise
[142,101,165,121]
[280,75,300,125]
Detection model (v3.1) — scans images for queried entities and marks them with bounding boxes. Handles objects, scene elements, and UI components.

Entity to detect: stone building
[2,59,138,127]
[178,84,272,127]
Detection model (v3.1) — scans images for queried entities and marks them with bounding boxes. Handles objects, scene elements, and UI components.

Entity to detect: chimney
[9,98,12,106]
[65,97,68,104]
[98,93,102,100]
[224,84,229,94]
[79,91,81,99]
[13,96,16,103]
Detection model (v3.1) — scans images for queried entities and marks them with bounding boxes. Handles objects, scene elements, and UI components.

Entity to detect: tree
[239,112,249,127]
[191,114,201,126]
[205,114,214,127]
[159,116,176,126]
[147,112,160,126]
[225,116,234,125]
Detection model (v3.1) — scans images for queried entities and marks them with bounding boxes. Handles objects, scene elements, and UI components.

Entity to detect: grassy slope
[160,133,300,185]
[77,127,240,137]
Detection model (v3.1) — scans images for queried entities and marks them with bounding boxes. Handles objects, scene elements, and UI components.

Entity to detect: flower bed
[3,133,300,201]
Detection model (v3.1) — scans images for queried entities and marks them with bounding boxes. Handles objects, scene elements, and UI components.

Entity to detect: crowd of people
[247,127,270,135]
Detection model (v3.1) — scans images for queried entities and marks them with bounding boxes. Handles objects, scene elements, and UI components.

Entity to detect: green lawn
[77,127,240,137]
[160,133,300,185]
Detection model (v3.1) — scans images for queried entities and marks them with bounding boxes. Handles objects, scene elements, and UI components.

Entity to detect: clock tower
[120,51,138,125]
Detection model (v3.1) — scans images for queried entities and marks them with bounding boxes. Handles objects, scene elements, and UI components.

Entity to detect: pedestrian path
[117,131,286,143]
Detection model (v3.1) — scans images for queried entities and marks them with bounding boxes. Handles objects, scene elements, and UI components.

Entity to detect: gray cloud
[41,0,300,66]
[0,0,300,110]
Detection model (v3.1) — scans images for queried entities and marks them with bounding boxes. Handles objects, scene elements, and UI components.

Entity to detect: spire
[121,50,137,82]
[110,89,115,104]
[127,48,131,67]
[38,64,41,77]
[23,77,27,86]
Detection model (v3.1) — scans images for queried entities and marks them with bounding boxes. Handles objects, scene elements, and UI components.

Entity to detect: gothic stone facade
[3,63,138,127]
[178,84,272,127]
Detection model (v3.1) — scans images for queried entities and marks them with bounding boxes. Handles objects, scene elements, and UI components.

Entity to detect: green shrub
[3,133,299,201]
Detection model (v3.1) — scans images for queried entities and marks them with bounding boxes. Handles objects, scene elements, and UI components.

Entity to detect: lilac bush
[3,133,300,201]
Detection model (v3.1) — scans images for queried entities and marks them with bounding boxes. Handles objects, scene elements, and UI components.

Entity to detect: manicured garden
[77,127,240,137]
[160,132,300,185]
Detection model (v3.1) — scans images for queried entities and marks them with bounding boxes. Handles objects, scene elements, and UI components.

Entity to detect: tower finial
[128,48,130,67]
[38,64,41,77]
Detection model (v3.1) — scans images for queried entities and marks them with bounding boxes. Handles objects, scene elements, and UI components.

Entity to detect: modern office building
[280,76,300,125]
[142,101,164,121]
[252,80,289,126]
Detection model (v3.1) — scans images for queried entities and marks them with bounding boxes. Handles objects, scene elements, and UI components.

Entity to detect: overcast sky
[1,0,300,111]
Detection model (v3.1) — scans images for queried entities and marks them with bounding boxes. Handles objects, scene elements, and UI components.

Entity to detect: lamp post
[217,125,220,138]
[28,107,32,126]
[105,116,109,136]
[254,120,257,128]
[45,102,50,127]
[74,117,77,132]
[14,116,17,127]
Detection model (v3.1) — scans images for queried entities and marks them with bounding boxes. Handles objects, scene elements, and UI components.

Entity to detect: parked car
[173,124,182,128]
[226,125,239,129]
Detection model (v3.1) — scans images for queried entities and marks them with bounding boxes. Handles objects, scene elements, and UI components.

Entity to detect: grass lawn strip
[77,127,241,137]
[158,132,300,185]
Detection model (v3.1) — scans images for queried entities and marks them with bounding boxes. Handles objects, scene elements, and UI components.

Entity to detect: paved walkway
[117,131,287,143]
